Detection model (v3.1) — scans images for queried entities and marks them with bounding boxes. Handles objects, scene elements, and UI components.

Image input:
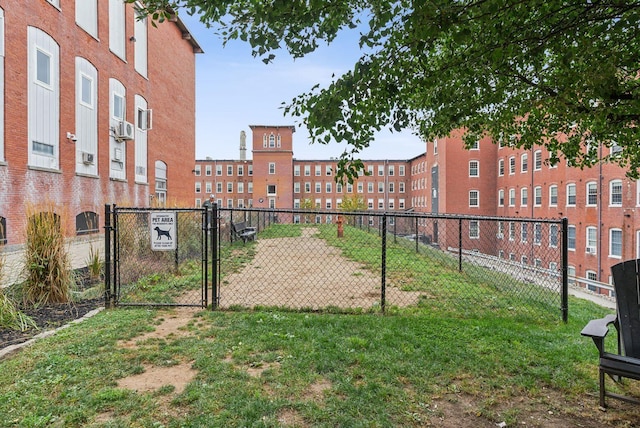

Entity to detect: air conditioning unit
[496,233,504,239]
[81,152,94,165]
[586,247,596,254]
[116,120,135,140]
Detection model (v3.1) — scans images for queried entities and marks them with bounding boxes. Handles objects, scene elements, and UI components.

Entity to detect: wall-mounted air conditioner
[81,152,94,165]
[116,120,135,140]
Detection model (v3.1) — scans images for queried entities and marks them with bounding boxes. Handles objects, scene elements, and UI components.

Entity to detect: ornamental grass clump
[0,253,36,331]
[22,204,73,305]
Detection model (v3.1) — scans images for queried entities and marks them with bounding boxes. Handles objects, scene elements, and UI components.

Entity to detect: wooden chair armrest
[581,313,617,339]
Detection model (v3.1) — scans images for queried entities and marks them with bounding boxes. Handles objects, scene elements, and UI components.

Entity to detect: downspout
[598,143,603,281]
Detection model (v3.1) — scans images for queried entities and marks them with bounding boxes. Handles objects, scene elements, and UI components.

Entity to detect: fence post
[212,203,219,310]
[381,213,387,314]
[174,211,179,272]
[458,218,463,272]
[414,216,419,253]
[203,207,209,308]
[104,204,112,308]
[561,217,569,322]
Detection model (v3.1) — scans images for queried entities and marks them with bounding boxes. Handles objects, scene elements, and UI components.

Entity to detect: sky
[178,13,426,161]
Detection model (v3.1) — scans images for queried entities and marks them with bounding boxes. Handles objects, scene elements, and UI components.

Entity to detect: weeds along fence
[105,205,209,308]
[217,207,568,321]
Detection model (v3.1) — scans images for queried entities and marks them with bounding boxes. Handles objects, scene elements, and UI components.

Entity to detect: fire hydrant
[337,215,344,238]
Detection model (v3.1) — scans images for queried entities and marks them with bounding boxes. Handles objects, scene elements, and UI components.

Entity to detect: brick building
[195,125,420,224]
[0,0,201,245]
[196,125,637,294]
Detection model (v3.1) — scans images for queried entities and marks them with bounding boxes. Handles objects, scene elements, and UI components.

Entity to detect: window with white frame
[509,222,515,241]
[498,159,504,176]
[534,150,542,170]
[304,165,310,176]
[567,225,576,250]
[226,165,233,175]
[521,223,528,242]
[326,165,332,176]
[248,165,253,176]
[305,182,311,192]
[521,153,528,173]
[367,165,374,175]
[469,220,479,239]
[470,141,479,150]
[226,182,232,193]
[469,190,479,207]
[549,224,558,247]
[509,188,516,206]
[195,182,201,193]
[294,165,300,176]
[534,186,542,206]
[216,182,223,193]
[237,165,243,176]
[399,199,405,209]
[498,189,505,207]
[388,165,394,176]
[378,182,384,193]
[378,165,384,176]
[109,0,126,59]
[294,182,300,193]
[216,165,222,176]
[367,199,374,209]
[267,185,276,195]
[326,182,332,193]
[520,187,528,206]
[497,221,504,239]
[610,179,623,206]
[586,226,597,254]
[469,160,479,177]
[357,183,363,193]
[315,182,321,193]
[194,165,201,176]
[269,163,276,174]
[509,156,516,174]
[388,182,394,193]
[205,182,212,194]
[609,228,622,258]
[549,185,558,206]
[399,182,405,193]
[315,165,321,176]
[567,266,576,285]
[566,183,576,206]
[534,223,542,244]
[399,165,405,176]
[76,0,98,38]
[237,182,244,193]
[368,182,374,193]
[586,182,597,206]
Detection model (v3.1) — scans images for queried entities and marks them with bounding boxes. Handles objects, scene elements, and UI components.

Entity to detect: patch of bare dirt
[221,227,423,309]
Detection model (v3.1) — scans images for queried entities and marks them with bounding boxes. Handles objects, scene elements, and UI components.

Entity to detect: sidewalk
[568,285,616,310]
[1,236,103,288]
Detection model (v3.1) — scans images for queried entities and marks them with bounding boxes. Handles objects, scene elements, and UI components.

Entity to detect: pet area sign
[150,212,176,251]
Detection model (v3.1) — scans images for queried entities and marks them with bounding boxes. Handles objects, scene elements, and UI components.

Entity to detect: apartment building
[424,133,638,292]
[194,125,417,224]
[0,0,201,245]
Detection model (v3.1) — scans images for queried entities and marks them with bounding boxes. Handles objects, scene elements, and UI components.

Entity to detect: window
[498,189,505,207]
[205,182,212,193]
[534,187,542,206]
[378,165,384,176]
[267,185,276,195]
[549,224,558,248]
[399,165,405,176]
[368,182,374,193]
[315,182,321,193]
[509,222,515,241]
[609,228,622,258]
[305,182,311,193]
[469,220,479,239]
[469,190,479,207]
[521,153,528,173]
[194,165,201,176]
[304,165,311,176]
[497,221,504,239]
[367,165,374,175]
[294,165,300,176]
[226,182,232,193]
[195,182,201,193]
[399,182,405,193]
[567,225,576,250]
[388,182,394,193]
[216,182,223,193]
[509,188,516,207]
[377,182,384,193]
[133,8,148,77]
[470,141,479,150]
[36,49,51,86]
[509,156,516,174]
[326,182,332,193]
[294,182,300,193]
[549,185,558,206]
[205,165,212,176]
[76,211,99,235]
[521,223,528,243]
[326,165,332,176]
[248,165,253,176]
[388,165,394,176]
[610,180,623,206]
[76,0,98,37]
[227,165,233,175]
[75,57,98,175]
[237,165,244,176]
[269,134,275,148]
[586,226,597,254]
[534,150,542,170]
[216,165,222,176]
[498,159,504,176]
[237,182,244,193]
[357,183,363,193]
[469,160,479,177]
[520,187,528,206]
[568,266,576,285]
[534,223,542,245]
[378,199,384,209]
[566,184,576,206]
[269,163,276,174]
[315,165,321,176]
[586,182,597,206]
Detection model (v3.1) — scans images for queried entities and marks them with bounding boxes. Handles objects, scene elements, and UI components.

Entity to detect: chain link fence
[215,208,567,320]
[105,206,209,307]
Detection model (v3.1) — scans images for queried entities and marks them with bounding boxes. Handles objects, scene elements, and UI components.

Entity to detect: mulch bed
[0,298,103,350]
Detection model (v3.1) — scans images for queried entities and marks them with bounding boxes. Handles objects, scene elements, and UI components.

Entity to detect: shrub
[22,205,73,305]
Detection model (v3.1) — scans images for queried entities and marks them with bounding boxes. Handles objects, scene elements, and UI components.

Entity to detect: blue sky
[179,14,425,161]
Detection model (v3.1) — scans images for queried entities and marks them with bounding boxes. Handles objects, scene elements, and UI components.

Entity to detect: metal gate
[104,205,214,308]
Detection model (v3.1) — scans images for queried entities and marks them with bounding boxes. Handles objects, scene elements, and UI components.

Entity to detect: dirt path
[219,227,422,309]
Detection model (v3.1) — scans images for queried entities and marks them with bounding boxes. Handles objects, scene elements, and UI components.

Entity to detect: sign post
[150,212,176,251]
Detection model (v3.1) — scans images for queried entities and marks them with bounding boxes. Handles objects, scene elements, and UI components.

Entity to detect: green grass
[0,299,636,427]
[2,223,637,426]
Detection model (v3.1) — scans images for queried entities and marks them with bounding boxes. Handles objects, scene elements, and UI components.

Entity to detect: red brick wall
[0,1,197,244]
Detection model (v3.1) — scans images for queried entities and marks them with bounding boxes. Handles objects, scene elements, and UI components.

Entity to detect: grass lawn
[1,224,639,426]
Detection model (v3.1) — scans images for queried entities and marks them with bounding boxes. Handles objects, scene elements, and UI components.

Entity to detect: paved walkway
[1,236,103,288]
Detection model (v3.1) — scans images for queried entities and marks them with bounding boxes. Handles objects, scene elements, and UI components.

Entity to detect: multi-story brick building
[196,125,637,294]
[0,0,201,245]
[195,125,419,224]
[424,134,638,293]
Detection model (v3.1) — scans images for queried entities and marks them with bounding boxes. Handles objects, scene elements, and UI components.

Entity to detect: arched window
[76,211,99,235]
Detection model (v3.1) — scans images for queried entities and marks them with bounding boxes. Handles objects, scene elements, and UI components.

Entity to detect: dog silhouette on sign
[153,226,172,240]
